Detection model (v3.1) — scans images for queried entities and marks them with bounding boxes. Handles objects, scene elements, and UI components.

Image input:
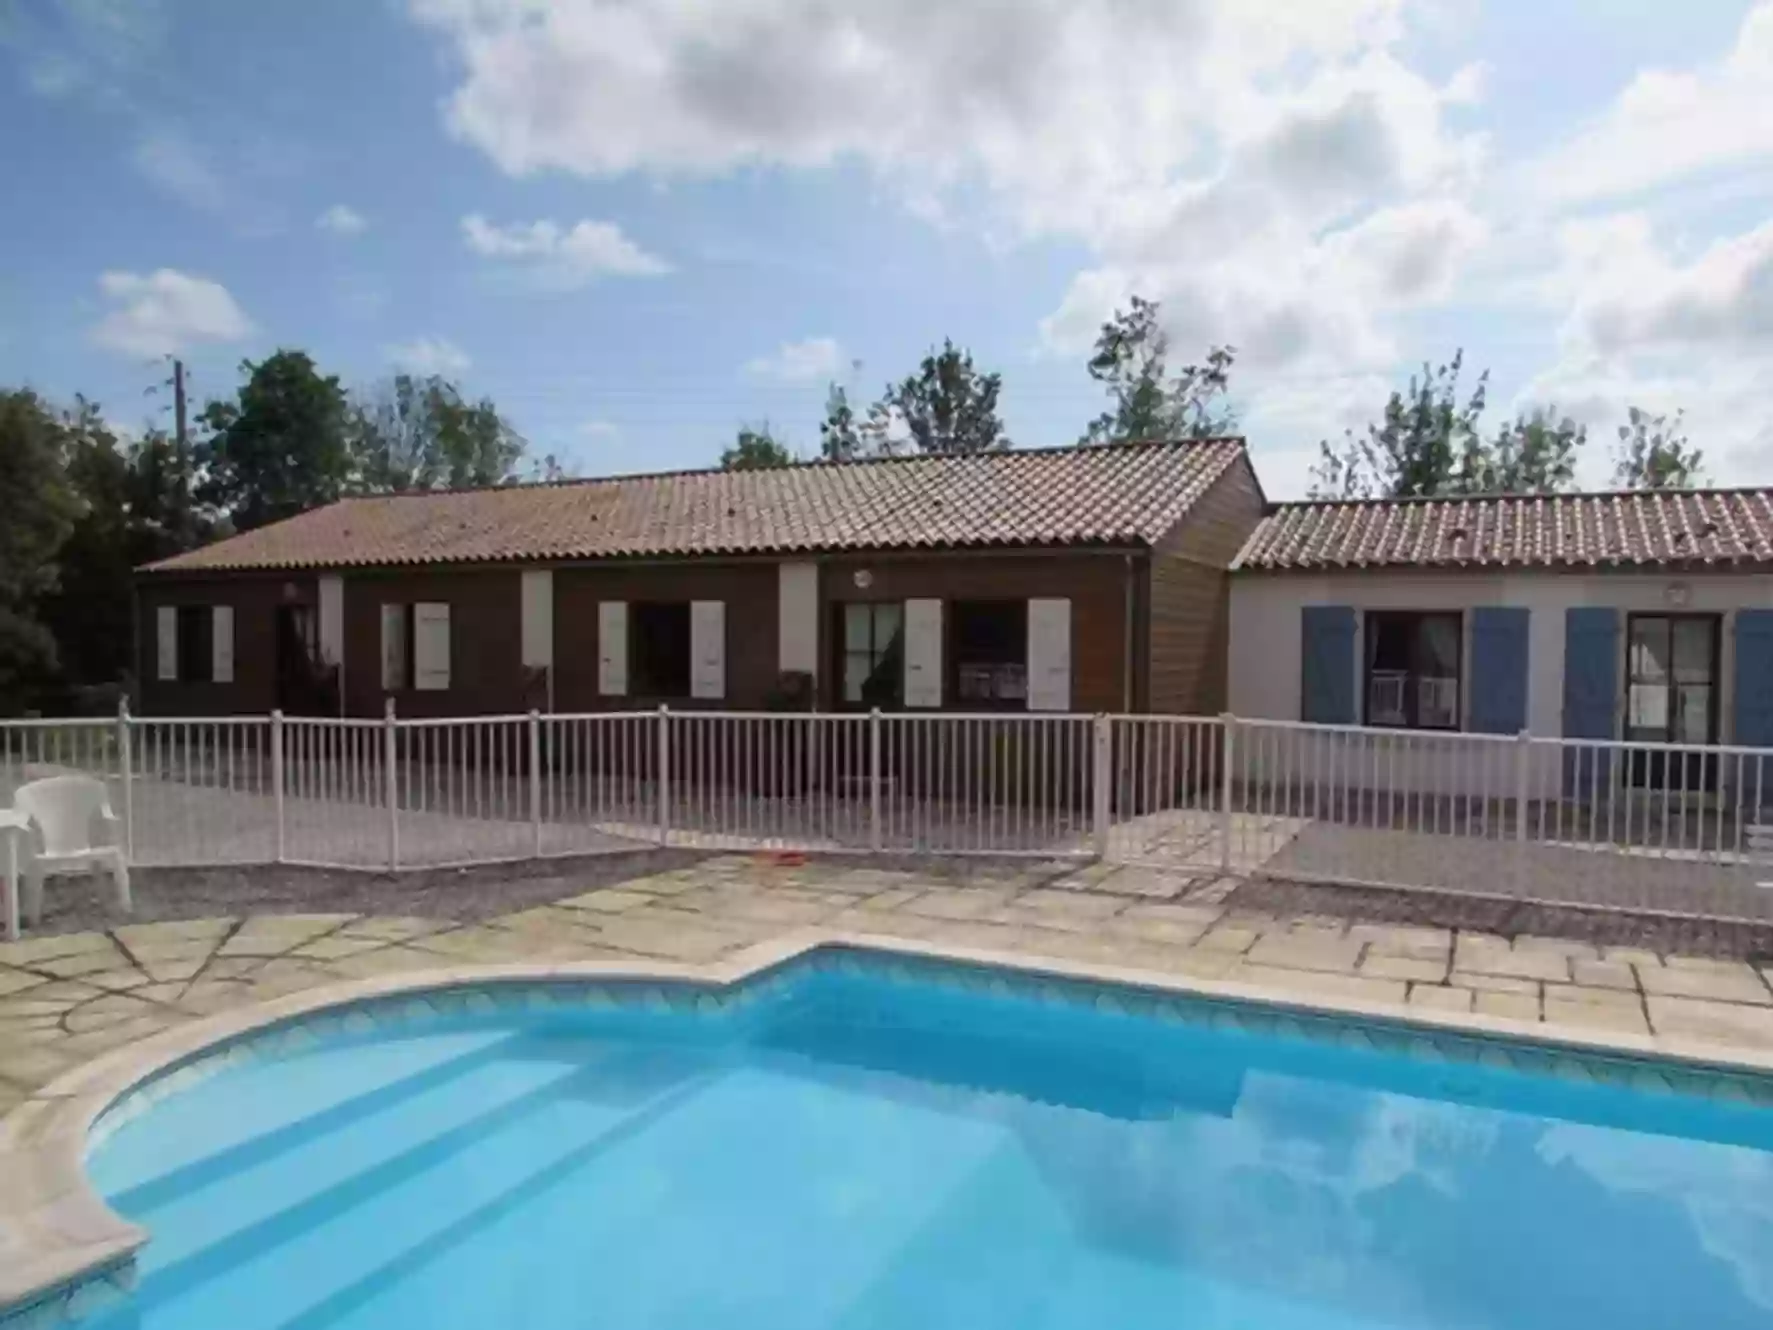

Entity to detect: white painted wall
[777,561,819,678]
[1229,570,1773,797]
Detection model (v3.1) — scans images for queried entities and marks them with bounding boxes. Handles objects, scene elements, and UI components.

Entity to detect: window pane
[1629,617,1669,682]
[1674,684,1711,743]
[875,602,902,644]
[1367,617,1412,672]
[1628,682,1668,732]
[1416,616,1460,678]
[1368,674,1407,725]
[1672,619,1714,683]
[632,603,691,696]
[843,651,870,703]
[844,604,873,651]
[953,601,1025,664]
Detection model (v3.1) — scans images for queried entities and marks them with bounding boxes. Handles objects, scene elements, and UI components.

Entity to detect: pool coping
[8,924,1773,1321]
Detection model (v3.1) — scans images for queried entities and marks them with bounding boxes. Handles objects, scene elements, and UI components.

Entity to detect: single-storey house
[1228,489,1773,797]
[135,439,1265,721]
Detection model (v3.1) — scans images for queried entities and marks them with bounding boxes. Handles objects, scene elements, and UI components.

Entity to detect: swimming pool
[41,949,1773,1329]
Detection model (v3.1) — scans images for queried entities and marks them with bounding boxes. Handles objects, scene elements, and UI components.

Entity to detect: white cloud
[745,336,845,381]
[90,269,253,358]
[461,213,670,289]
[132,129,230,214]
[318,204,367,236]
[1528,1,1773,205]
[384,337,472,375]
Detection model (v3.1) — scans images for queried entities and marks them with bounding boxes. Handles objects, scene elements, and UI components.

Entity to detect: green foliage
[881,339,1007,454]
[350,375,527,491]
[1612,407,1705,489]
[198,350,353,531]
[819,383,863,461]
[721,423,796,470]
[1471,409,1585,495]
[1309,351,1493,499]
[1080,296,1236,444]
[0,390,78,709]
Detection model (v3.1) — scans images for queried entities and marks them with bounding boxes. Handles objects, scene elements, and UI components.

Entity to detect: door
[275,604,334,715]
[1625,613,1719,791]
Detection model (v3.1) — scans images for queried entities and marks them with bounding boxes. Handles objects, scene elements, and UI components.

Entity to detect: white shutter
[1027,598,1072,712]
[903,598,943,708]
[413,602,451,691]
[211,606,235,684]
[381,604,408,690]
[598,601,628,696]
[777,562,819,678]
[156,606,178,681]
[691,600,726,699]
[317,575,344,666]
[520,570,554,670]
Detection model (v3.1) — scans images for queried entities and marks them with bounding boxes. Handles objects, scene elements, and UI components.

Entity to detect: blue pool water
[71,953,1773,1330]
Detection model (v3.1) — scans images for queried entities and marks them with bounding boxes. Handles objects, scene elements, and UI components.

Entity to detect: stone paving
[6,854,1773,1118]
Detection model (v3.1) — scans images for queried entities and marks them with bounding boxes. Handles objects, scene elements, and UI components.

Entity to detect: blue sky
[4,0,1771,496]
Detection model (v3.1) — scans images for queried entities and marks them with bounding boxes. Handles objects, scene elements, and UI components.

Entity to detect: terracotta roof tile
[1233,489,1773,572]
[146,440,1248,573]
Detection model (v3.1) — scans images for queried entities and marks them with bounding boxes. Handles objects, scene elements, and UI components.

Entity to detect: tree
[1308,351,1490,499]
[350,375,525,492]
[1479,409,1584,495]
[881,339,1007,454]
[1080,296,1236,443]
[1612,407,1704,489]
[819,383,864,461]
[0,391,79,710]
[198,350,352,531]
[721,423,795,470]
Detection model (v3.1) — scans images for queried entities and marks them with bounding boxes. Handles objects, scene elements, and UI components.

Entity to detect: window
[175,605,213,684]
[631,602,692,697]
[380,602,451,691]
[952,600,1027,707]
[381,604,411,691]
[1626,613,1720,791]
[841,602,903,707]
[1364,612,1460,729]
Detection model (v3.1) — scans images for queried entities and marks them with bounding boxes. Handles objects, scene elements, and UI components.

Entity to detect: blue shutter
[1733,611,1773,748]
[1300,606,1356,724]
[1468,607,1529,734]
[1562,607,1620,797]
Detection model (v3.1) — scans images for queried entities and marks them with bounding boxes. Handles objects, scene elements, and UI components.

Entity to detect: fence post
[1514,728,1531,897]
[869,708,883,854]
[528,709,543,858]
[1091,715,1112,859]
[384,698,399,871]
[1219,713,1237,874]
[116,697,134,862]
[271,710,285,863]
[656,705,670,847]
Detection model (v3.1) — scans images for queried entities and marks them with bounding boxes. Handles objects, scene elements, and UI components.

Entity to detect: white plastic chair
[12,775,131,926]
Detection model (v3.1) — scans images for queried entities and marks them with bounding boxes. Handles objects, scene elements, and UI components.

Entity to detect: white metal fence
[4,706,1772,921]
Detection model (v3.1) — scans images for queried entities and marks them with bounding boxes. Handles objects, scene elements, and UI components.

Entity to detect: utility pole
[170,358,195,548]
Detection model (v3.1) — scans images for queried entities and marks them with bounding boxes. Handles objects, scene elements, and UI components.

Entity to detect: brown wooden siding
[342,569,524,718]
[820,552,1136,713]
[136,575,303,716]
[1145,455,1265,714]
[553,562,780,712]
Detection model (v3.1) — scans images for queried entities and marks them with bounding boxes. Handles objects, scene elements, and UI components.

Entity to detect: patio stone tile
[0,1081,24,1116]
[1571,959,1638,991]
[176,979,258,1016]
[689,894,841,927]
[61,1014,183,1060]
[1193,925,1262,955]
[140,958,209,986]
[571,917,752,964]
[1360,953,1448,984]
[131,982,193,1005]
[1635,961,1771,1005]
[293,935,393,962]
[555,889,656,914]
[64,993,161,1035]
[200,956,270,981]
[1407,983,1473,1014]
[1102,916,1213,947]
[1223,963,1407,1007]
[852,887,926,912]
[121,939,225,967]
[1453,937,1571,983]
[219,915,357,957]
[0,969,46,999]
[1118,902,1225,929]
[114,919,233,949]
[1473,990,1540,1022]
[1244,934,1363,974]
[899,888,1019,922]
[1449,971,1539,995]
[29,945,134,980]
[0,1041,77,1086]
[1646,995,1773,1046]
[79,969,154,993]
[0,931,114,967]
[1602,946,1662,967]
[1008,889,1128,921]
[3,979,106,1009]
[1087,868,1193,899]
[1512,935,1601,962]
[323,946,463,980]
[1542,985,1648,1038]
[1349,924,1451,958]
[337,916,452,942]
